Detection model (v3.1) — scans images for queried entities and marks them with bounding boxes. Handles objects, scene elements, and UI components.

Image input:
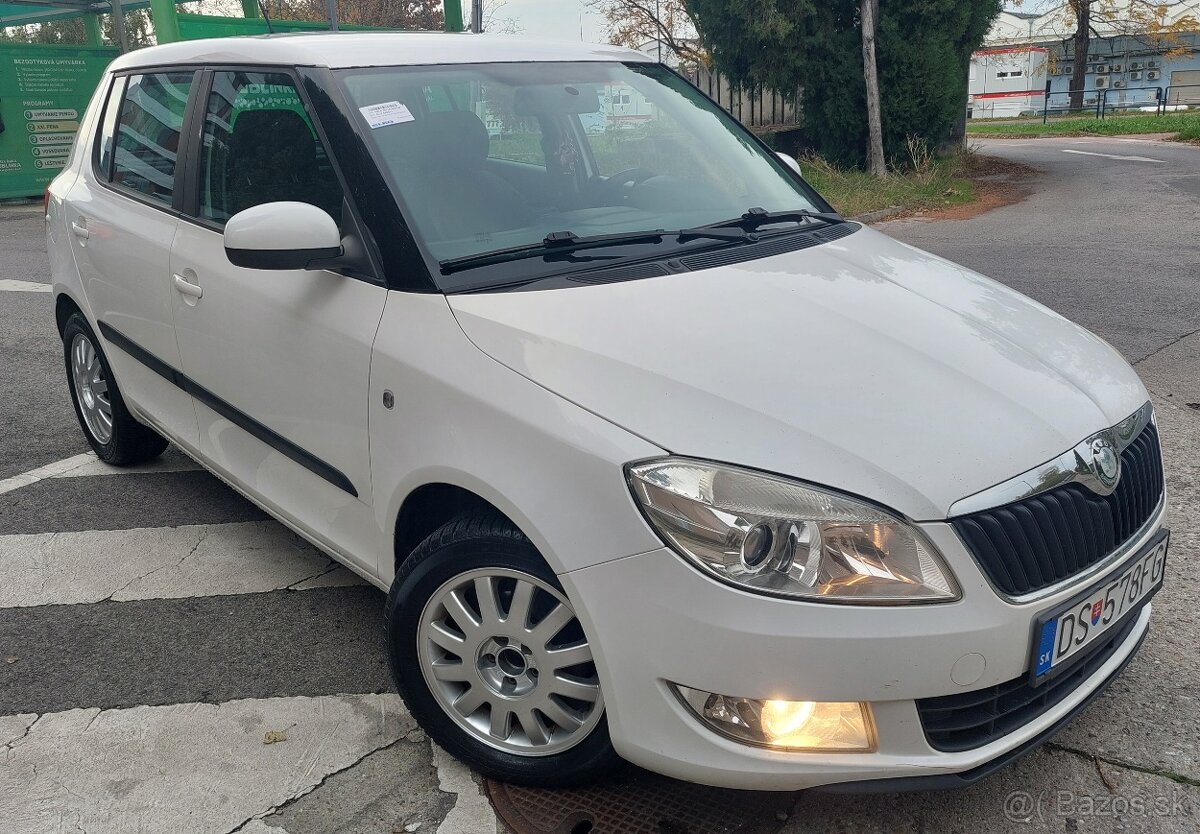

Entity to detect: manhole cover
[487,771,795,834]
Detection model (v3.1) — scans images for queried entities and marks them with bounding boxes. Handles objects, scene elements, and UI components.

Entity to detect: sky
[499,0,604,41]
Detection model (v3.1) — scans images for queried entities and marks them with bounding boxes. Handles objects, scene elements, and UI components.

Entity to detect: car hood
[447,227,1148,520]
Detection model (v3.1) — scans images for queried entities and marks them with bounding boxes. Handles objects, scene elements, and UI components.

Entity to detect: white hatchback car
[47,34,1168,792]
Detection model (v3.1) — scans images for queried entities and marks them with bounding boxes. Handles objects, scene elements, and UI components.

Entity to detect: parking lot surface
[1,135,1198,833]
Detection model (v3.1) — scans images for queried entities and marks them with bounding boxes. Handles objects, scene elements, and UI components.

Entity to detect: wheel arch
[393,481,539,579]
[55,291,85,336]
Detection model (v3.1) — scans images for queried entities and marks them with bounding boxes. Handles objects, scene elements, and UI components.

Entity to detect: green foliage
[799,150,976,218]
[685,0,1002,168]
[968,111,1200,139]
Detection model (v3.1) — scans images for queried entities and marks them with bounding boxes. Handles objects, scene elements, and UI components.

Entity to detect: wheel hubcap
[417,568,603,756]
[70,333,113,444]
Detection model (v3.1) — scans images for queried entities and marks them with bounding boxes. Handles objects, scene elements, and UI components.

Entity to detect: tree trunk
[861,0,886,176]
[1069,0,1091,112]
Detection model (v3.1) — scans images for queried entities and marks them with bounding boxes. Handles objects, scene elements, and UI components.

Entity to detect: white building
[970,1,1200,118]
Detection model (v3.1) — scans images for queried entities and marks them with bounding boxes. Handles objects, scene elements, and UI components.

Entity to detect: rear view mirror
[513,84,601,116]
[224,202,342,270]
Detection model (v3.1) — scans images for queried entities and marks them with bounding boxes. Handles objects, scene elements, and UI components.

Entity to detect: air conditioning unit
[1148,60,1159,68]
[1113,79,1125,88]
[1111,64,1123,73]
[1131,70,1143,81]
[1095,75,1110,88]
[1130,62,1143,71]
[1148,70,1161,81]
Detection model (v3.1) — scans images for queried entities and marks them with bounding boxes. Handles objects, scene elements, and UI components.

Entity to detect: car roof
[109,32,652,72]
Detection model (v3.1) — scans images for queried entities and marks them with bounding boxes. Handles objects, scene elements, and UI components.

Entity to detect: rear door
[168,68,388,570]
[64,70,200,451]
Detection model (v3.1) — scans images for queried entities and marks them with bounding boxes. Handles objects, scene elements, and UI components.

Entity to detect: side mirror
[224,201,342,270]
[776,152,803,177]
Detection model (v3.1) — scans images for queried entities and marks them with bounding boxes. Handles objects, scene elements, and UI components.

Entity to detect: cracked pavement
[1,134,1198,832]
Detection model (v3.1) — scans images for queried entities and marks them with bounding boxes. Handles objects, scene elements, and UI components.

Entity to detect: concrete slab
[0,521,363,608]
[0,694,418,834]
[1136,330,1200,408]
[251,733,454,834]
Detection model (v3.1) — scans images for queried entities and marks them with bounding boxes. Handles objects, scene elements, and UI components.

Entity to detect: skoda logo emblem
[1090,438,1120,487]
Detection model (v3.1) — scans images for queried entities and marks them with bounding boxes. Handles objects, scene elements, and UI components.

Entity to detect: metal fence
[682,65,801,130]
[1037,84,1200,121]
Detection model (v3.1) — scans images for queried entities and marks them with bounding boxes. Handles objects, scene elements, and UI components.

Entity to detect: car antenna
[258,1,276,33]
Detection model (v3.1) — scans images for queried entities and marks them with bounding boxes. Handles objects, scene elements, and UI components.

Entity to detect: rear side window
[94,75,127,180]
[198,71,343,225]
[109,72,196,205]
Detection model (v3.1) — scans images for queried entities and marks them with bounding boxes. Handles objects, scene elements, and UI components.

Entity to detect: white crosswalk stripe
[0,447,200,497]
[0,522,363,608]
[0,694,417,834]
[0,448,496,833]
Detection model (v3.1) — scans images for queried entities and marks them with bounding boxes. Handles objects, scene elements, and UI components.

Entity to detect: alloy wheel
[417,568,603,756]
[70,333,113,444]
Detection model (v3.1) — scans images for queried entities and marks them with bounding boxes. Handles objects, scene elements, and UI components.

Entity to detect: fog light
[673,685,875,752]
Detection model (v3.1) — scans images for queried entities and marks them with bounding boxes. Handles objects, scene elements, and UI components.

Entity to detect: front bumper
[560,510,1163,791]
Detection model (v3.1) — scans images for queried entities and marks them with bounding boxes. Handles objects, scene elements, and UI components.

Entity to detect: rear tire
[63,313,168,465]
[385,512,620,787]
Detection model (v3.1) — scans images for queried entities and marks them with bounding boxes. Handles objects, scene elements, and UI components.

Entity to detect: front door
[66,71,200,452]
[169,69,387,571]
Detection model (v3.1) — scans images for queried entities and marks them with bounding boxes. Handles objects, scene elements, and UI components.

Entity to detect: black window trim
[91,73,128,185]
[298,65,437,292]
[94,65,207,217]
[175,63,387,287]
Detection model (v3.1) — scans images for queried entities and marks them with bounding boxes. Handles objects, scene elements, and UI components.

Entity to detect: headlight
[627,458,958,603]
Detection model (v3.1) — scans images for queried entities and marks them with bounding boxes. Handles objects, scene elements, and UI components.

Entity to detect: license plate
[1030,530,1168,685]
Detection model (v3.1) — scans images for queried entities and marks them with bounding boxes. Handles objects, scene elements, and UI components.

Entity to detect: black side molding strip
[97,321,359,498]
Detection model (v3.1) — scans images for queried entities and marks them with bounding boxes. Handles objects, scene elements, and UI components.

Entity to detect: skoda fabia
[46,34,1168,791]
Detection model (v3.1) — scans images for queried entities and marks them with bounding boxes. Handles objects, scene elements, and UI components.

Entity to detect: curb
[852,205,904,224]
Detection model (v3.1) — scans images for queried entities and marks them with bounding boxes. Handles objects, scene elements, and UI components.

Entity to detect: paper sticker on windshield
[359,101,414,129]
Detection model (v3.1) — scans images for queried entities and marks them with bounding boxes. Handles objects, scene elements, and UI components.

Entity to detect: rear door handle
[173,274,203,299]
[70,220,89,239]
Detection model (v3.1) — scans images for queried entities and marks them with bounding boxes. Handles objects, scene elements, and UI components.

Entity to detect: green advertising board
[0,42,117,199]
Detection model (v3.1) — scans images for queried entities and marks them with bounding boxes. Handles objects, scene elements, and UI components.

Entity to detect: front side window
[337,62,823,289]
[112,72,195,205]
[199,71,343,225]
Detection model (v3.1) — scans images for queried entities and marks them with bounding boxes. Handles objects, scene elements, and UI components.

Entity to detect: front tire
[62,313,168,465]
[385,513,620,786]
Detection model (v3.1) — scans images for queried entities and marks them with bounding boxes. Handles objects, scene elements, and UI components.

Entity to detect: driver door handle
[70,220,89,239]
[173,274,203,299]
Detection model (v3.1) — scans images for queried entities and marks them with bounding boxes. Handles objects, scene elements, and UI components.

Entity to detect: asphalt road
[1,135,1198,834]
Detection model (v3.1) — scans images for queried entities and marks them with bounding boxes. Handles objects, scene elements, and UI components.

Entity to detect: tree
[588,0,707,66]
[1054,2,1199,111]
[860,0,886,176]
[266,0,445,29]
[686,0,1001,168]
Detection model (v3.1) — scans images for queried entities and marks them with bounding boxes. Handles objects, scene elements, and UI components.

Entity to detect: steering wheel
[594,167,657,201]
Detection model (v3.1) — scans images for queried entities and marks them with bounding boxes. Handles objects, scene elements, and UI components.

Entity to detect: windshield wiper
[439,227,757,275]
[699,206,847,233]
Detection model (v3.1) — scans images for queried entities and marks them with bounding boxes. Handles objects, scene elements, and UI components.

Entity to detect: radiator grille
[952,424,1163,597]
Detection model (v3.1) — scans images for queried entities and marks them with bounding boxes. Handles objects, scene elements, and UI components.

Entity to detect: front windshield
[337,61,822,283]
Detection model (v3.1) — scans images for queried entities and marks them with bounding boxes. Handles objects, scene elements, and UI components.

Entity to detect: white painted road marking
[0,279,51,293]
[1061,149,1165,163]
[0,521,364,608]
[0,447,200,497]
[0,694,416,834]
